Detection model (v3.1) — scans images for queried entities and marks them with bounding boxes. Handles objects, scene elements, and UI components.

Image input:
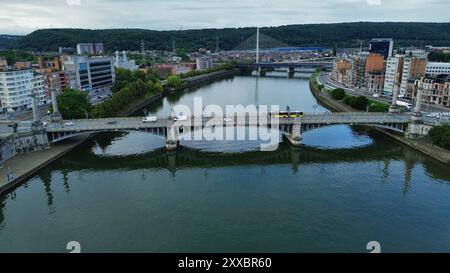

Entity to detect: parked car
[372,93,380,98]
[143,116,158,123]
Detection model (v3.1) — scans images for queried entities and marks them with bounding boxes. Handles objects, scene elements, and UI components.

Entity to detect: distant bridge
[235,62,333,77]
[45,112,411,149]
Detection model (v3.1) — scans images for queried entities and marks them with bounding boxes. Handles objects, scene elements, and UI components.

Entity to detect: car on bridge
[143,116,158,123]
[174,115,188,121]
[64,122,75,126]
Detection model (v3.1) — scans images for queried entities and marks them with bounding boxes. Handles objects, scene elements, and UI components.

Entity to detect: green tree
[132,70,146,81]
[350,96,369,111]
[167,75,183,89]
[331,88,346,100]
[154,82,164,93]
[429,125,450,150]
[57,89,91,119]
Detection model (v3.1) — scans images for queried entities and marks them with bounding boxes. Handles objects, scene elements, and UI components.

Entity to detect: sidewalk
[0,134,90,194]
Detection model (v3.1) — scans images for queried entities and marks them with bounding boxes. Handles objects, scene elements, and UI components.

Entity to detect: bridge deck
[46,113,411,133]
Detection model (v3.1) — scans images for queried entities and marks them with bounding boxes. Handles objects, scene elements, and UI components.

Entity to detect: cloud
[0,0,449,34]
[66,0,81,6]
[366,0,381,6]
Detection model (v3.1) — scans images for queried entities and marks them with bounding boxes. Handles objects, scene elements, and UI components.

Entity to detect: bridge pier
[288,67,295,78]
[389,81,401,114]
[50,79,62,122]
[166,125,180,150]
[284,123,303,147]
[259,67,267,77]
[407,79,426,139]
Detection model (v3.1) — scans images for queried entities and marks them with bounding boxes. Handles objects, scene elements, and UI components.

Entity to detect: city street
[318,72,450,113]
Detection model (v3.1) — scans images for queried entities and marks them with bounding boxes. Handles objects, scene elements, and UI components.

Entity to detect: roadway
[45,113,412,134]
[317,72,450,113]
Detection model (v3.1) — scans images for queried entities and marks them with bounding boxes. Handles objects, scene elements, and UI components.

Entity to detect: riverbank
[0,134,90,194]
[0,69,240,195]
[310,72,450,165]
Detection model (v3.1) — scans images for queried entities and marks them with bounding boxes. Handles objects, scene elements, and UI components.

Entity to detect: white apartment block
[383,55,403,96]
[426,62,450,76]
[0,69,46,113]
[404,49,429,58]
[114,51,139,71]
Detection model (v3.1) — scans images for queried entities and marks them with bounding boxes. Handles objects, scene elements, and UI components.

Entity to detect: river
[0,73,449,253]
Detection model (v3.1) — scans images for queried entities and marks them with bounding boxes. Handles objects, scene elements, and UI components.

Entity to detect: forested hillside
[7,22,450,52]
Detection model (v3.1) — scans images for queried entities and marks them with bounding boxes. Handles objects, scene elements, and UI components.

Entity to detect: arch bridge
[45,112,411,150]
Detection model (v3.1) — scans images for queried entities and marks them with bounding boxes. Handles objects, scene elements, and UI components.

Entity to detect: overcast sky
[1,0,450,35]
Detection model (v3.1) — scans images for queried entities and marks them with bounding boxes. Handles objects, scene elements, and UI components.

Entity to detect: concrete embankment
[0,69,240,195]
[309,74,450,165]
[0,134,90,194]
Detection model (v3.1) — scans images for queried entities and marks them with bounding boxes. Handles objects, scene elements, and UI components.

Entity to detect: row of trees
[91,79,162,118]
[429,125,450,150]
[57,63,235,119]
[330,88,389,112]
[113,68,160,93]
[178,63,235,79]
[428,51,450,63]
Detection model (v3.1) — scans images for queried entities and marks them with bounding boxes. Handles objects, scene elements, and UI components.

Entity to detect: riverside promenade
[0,135,90,194]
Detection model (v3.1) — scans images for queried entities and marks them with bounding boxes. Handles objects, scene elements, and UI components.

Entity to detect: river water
[0,74,449,253]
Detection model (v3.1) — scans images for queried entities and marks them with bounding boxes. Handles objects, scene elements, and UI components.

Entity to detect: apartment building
[367,71,385,94]
[383,55,404,96]
[0,69,46,113]
[408,77,450,108]
[332,59,353,86]
[400,57,427,96]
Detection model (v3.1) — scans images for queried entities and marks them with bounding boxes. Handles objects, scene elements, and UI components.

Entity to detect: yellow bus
[269,111,305,119]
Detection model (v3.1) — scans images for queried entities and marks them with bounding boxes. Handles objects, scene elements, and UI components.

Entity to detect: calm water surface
[0,74,449,253]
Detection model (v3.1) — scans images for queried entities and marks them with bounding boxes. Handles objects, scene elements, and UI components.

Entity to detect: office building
[426,62,450,76]
[62,55,115,93]
[369,38,394,59]
[196,57,213,71]
[0,69,46,113]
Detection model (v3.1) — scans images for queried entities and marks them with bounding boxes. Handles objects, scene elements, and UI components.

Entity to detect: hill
[0,35,21,49]
[8,22,450,52]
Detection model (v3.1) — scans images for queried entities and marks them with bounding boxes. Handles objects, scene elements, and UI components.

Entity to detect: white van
[143,116,157,123]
